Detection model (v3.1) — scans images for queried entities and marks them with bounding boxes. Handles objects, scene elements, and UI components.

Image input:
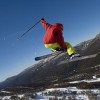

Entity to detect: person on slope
[40,18,80,59]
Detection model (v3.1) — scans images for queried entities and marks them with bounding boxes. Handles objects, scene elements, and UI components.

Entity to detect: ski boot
[70,53,80,60]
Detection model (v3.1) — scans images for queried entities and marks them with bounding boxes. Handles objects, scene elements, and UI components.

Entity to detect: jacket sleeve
[40,19,51,30]
[56,30,67,49]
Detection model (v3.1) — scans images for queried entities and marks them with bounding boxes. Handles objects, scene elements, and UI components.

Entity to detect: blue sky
[0,0,100,82]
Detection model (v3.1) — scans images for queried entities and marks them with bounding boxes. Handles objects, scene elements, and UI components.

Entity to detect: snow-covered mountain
[75,33,100,55]
[0,79,100,100]
[0,33,100,94]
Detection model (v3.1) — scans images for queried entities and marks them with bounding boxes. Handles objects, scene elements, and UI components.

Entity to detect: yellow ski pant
[44,42,76,56]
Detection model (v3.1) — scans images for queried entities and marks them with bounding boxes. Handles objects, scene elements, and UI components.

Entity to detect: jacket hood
[53,23,63,30]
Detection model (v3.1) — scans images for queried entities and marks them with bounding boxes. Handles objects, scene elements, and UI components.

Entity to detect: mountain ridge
[0,33,100,90]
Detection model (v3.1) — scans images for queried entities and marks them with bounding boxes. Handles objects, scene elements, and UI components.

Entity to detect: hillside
[0,33,100,92]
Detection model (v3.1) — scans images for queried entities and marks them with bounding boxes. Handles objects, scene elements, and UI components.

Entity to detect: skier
[40,18,80,59]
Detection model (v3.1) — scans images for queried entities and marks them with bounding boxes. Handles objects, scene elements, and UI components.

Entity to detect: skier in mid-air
[40,18,80,59]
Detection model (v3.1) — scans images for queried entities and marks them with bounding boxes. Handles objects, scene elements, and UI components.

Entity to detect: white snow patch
[69,77,100,83]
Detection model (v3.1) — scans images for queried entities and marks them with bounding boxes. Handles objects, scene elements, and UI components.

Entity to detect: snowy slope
[0,33,100,93]
[0,77,100,100]
[1,86,100,100]
[69,77,100,84]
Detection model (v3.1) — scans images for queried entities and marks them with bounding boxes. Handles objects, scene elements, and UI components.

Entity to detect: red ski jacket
[40,19,67,49]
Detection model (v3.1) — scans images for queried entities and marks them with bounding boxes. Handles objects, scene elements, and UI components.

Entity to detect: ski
[35,51,64,61]
[57,54,97,65]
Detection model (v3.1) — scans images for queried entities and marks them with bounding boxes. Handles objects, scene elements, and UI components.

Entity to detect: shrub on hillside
[76,82,100,89]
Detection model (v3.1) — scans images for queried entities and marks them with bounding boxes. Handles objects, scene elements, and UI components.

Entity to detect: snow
[34,95,47,99]
[33,78,100,100]
[34,86,99,100]
[0,87,100,100]
[0,78,100,100]
[1,96,11,100]
[69,77,100,83]
[0,90,11,93]
[18,94,24,98]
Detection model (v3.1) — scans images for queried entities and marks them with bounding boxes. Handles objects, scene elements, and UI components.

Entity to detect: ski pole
[18,20,40,40]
